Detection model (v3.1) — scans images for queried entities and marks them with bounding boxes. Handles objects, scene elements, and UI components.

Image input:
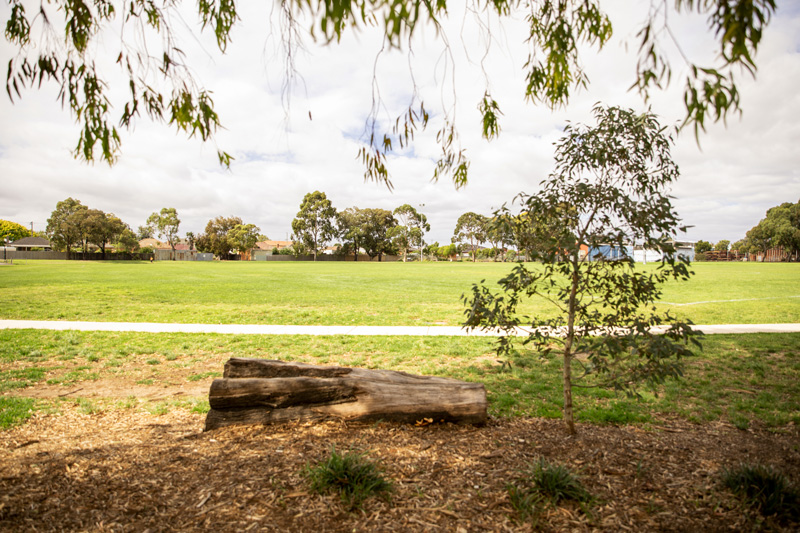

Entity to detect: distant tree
[485,215,516,262]
[436,243,457,261]
[85,210,127,258]
[185,231,196,251]
[136,225,154,240]
[115,228,140,253]
[196,216,243,258]
[391,204,430,262]
[743,200,800,260]
[765,202,800,258]
[46,198,88,256]
[694,240,713,254]
[463,106,699,435]
[423,241,440,261]
[731,238,751,254]
[338,207,368,261]
[0,220,31,242]
[147,208,181,254]
[228,223,261,256]
[292,191,338,261]
[453,212,487,262]
[713,240,730,252]
[359,208,397,260]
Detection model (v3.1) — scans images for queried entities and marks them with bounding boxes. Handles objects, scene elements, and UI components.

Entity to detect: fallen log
[204,358,487,431]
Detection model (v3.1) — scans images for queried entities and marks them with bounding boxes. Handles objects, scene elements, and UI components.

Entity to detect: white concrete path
[1,320,799,336]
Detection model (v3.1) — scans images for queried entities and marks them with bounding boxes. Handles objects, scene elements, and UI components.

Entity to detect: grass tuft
[721,463,799,520]
[508,457,593,521]
[304,447,392,510]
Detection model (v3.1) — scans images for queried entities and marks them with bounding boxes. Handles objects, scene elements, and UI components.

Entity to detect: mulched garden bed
[1,406,798,531]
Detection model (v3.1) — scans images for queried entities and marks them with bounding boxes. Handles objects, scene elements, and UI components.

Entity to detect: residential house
[9,237,52,251]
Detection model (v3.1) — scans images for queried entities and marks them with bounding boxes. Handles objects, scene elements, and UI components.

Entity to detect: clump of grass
[74,398,101,415]
[721,463,799,520]
[0,397,37,429]
[304,447,392,510]
[508,457,593,522]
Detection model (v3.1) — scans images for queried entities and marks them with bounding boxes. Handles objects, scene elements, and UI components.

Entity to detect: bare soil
[1,403,798,532]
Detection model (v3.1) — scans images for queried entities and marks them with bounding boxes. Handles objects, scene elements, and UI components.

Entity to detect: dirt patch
[1,406,798,532]
[19,379,209,401]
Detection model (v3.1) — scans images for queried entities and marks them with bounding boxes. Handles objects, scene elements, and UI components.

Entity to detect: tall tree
[228,223,261,257]
[694,240,713,254]
[453,212,487,262]
[136,225,154,240]
[291,191,338,261]
[0,220,32,242]
[115,228,140,253]
[3,1,776,185]
[338,207,368,261]
[85,211,127,258]
[196,216,243,258]
[463,106,699,435]
[390,204,430,262]
[359,208,397,260]
[147,208,181,254]
[742,200,800,259]
[714,240,731,252]
[46,198,87,256]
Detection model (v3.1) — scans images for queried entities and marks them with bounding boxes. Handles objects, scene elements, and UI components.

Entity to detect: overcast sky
[1,1,798,247]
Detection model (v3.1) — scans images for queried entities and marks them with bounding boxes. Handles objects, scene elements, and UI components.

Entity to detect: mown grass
[0,260,797,325]
[1,329,798,430]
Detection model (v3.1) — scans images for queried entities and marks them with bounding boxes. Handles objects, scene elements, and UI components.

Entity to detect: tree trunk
[205,358,487,431]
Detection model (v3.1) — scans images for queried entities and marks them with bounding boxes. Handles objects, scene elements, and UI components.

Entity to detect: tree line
[41,199,266,259]
[694,200,800,261]
[290,192,429,261]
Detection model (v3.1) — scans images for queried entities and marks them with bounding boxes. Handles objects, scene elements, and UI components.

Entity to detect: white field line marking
[660,295,800,307]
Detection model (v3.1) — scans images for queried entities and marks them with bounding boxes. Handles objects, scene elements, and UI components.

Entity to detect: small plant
[721,463,799,520]
[304,447,392,510]
[508,458,593,521]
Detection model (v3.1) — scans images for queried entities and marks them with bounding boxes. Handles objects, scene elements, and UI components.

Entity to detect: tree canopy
[195,216,245,258]
[147,208,182,252]
[736,200,800,258]
[389,204,429,261]
[0,220,32,242]
[3,0,777,187]
[46,197,88,253]
[453,212,487,261]
[291,191,338,260]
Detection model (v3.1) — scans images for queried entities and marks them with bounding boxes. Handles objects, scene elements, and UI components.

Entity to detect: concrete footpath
[1,320,799,336]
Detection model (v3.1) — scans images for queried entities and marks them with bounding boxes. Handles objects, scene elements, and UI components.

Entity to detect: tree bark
[205,358,487,431]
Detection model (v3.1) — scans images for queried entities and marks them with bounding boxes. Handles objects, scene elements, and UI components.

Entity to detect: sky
[1,1,798,247]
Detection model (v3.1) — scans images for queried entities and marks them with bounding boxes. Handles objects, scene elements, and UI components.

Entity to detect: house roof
[10,237,51,247]
[138,238,168,249]
[255,240,293,250]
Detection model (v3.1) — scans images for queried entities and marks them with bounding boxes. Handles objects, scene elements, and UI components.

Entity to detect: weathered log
[204,358,487,431]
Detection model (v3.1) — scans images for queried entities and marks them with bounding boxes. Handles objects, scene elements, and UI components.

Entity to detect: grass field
[1,329,798,430]
[0,260,798,325]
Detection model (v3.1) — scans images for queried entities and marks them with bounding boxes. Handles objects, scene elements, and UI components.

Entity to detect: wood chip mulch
[1,406,798,532]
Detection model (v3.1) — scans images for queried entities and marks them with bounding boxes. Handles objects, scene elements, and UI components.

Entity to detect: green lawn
[1,329,798,430]
[0,260,798,325]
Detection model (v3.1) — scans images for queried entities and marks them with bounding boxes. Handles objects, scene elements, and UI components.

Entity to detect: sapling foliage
[463,105,701,434]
